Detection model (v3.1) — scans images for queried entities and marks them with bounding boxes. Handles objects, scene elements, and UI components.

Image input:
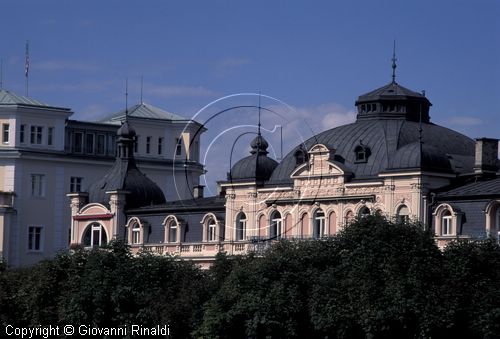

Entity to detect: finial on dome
[258,91,262,136]
[391,40,397,83]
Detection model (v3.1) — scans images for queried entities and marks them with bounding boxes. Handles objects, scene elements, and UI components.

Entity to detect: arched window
[82,223,107,248]
[131,222,141,244]
[345,210,354,225]
[270,210,282,239]
[169,222,178,243]
[441,210,452,236]
[396,205,410,224]
[313,209,325,239]
[236,212,247,241]
[358,206,370,218]
[207,218,217,242]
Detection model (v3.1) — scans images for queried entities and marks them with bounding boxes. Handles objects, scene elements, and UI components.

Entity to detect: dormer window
[354,143,371,163]
[294,146,308,165]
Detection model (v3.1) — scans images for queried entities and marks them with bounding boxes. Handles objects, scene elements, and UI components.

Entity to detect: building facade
[0,89,204,266]
[68,77,499,267]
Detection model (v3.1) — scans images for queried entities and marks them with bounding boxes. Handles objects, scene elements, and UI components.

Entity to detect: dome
[228,135,278,182]
[88,121,166,209]
[117,120,136,138]
[388,142,453,172]
[268,82,475,185]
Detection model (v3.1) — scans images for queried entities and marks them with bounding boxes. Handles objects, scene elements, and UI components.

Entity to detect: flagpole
[25,40,29,96]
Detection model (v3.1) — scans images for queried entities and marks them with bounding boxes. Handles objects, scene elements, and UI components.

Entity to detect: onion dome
[88,120,166,209]
[228,134,278,182]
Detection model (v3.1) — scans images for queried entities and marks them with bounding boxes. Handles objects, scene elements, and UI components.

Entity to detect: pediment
[291,159,345,178]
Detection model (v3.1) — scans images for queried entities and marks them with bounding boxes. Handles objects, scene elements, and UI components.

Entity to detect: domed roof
[228,135,278,182]
[89,121,166,209]
[117,120,136,138]
[388,142,453,172]
[269,102,474,185]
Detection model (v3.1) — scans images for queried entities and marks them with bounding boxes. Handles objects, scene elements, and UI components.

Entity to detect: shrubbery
[1,215,499,338]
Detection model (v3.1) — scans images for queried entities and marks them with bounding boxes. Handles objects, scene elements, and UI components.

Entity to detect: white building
[0,89,204,266]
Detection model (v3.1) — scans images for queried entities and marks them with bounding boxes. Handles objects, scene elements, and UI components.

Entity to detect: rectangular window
[175,138,182,156]
[146,136,151,154]
[85,133,94,154]
[108,135,116,156]
[31,174,46,198]
[30,126,43,144]
[47,127,54,146]
[28,226,43,251]
[97,134,105,155]
[208,222,217,242]
[158,137,163,155]
[73,132,83,153]
[169,224,177,243]
[2,124,9,144]
[20,124,26,143]
[70,177,83,192]
[442,216,452,235]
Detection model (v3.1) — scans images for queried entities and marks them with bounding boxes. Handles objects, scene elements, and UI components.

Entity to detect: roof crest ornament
[391,40,397,84]
[258,91,262,136]
[125,77,129,121]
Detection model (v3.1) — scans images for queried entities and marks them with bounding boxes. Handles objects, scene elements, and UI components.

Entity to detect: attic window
[294,146,308,165]
[354,144,371,163]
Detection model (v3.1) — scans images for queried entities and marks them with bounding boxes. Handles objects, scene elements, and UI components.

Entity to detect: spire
[258,91,262,136]
[125,78,129,119]
[391,40,397,83]
[140,75,144,104]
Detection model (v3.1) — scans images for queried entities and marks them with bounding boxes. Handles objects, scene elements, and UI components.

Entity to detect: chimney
[474,138,499,175]
[193,185,204,199]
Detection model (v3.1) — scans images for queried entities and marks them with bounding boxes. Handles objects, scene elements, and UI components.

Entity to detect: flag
[24,41,29,78]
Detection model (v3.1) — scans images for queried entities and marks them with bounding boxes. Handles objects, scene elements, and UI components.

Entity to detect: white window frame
[132,223,141,244]
[441,211,453,236]
[2,123,9,144]
[208,220,217,242]
[31,174,46,198]
[270,211,282,239]
[236,213,246,241]
[47,127,54,146]
[73,132,83,153]
[96,134,106,155]
[70,177,83,192]
[28,225,43,252]
[146,136,151,154]
[175,138,182,156]
[83,223,108,248]
[20,124,26,143]
[169,222,178,243]
[313,210,325,238]
[30,125,43,145]
[158,137,163,155]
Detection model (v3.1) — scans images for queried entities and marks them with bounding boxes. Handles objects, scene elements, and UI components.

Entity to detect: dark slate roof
[436,177,500,199]
[228,135,279,182]
[99,102,188,123]
[128,196,226,213]
[0,89,70,111]
[356,82,428,103]
[89,161,166,209]
[268,119,474,185]
[88,121,166,209]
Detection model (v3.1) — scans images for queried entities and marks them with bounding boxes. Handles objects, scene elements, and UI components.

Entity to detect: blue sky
[1,1,499,194]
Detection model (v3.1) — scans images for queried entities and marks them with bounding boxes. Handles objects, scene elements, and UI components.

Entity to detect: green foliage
[1,217,500,338]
